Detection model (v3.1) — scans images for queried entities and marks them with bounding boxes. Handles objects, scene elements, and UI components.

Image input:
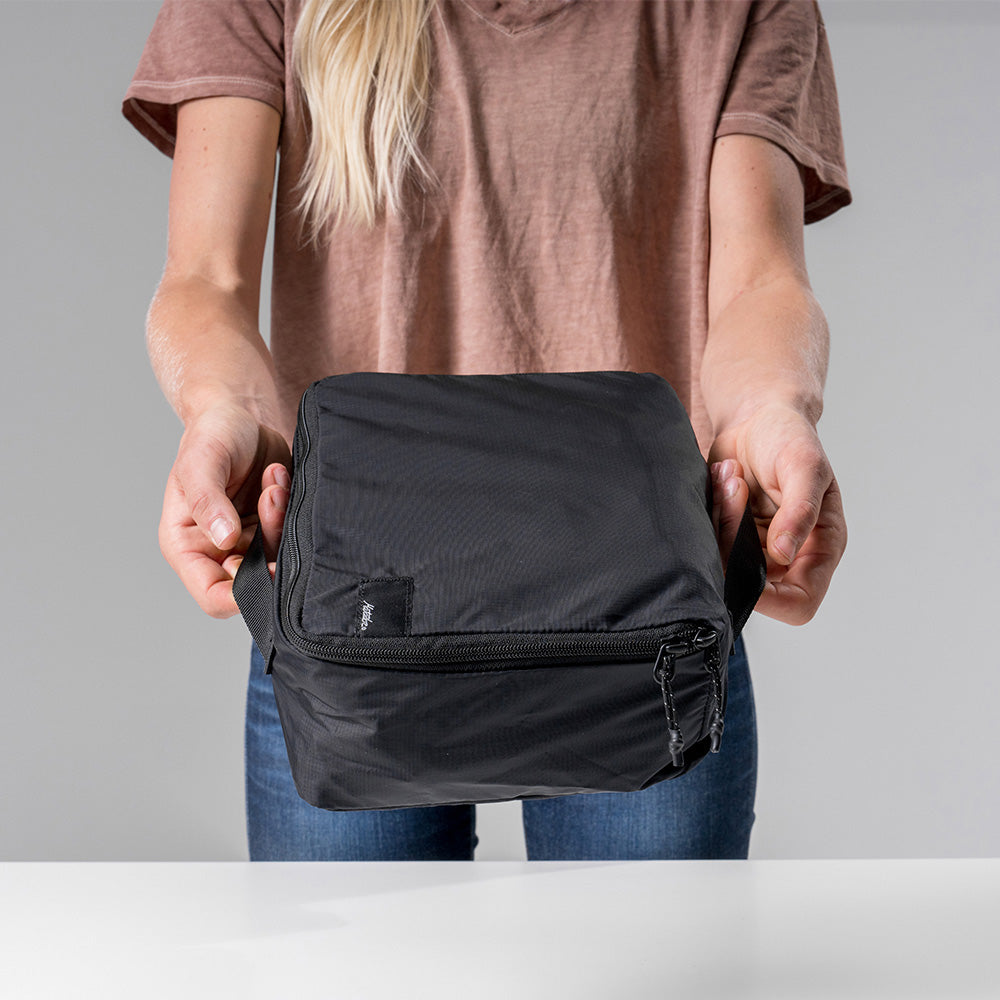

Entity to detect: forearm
[701,275,829,432]
[146,273,282,428]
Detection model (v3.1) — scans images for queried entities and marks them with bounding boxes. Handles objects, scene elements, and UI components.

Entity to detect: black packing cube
[235,370,766,811]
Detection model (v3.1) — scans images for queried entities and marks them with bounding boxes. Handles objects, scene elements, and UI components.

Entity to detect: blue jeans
[245,636,756,860]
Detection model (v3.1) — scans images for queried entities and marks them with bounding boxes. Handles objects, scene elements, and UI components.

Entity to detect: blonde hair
[290,0,439,247]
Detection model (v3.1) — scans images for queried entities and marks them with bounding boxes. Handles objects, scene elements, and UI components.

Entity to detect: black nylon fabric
[271,649,718,811]
[299,372,724,638]
[235,371,766,811]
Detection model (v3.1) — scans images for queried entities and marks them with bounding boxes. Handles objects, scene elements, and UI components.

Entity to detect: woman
[122,0,850,861]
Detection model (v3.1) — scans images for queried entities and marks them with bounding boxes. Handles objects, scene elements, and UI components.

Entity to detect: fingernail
[272,487,288,512]
[209,516,233,548]
[774,532,797,563]
[710,462,722,481]
[274,466,291,489]
[723,477,739,498]
[720,459,735,481]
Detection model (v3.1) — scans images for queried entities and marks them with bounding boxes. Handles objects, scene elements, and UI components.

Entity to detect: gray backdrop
[2,0,997,861]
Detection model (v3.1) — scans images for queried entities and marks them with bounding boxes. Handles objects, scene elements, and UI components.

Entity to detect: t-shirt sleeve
[121,0,285,158]
[715,0,852,224]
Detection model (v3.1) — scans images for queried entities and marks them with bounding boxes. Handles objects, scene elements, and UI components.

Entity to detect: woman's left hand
[708,402,847,626]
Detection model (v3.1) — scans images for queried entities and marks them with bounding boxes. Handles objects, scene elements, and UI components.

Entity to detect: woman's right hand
[158,401,292,618]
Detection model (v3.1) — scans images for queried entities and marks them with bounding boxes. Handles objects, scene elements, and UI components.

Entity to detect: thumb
[174,439,242,551]
[767,449,831,566]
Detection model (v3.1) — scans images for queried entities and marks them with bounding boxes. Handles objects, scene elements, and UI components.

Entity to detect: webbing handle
[233,525,276,673]
[723,499,767,650]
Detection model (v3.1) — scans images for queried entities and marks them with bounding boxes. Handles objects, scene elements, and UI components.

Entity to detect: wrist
[179,382,281,429]
[708,384,824,437]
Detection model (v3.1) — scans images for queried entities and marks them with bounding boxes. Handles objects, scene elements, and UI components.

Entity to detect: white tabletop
[2,859,998,999]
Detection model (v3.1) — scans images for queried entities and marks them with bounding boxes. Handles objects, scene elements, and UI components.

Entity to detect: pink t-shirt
[122,0,851,454]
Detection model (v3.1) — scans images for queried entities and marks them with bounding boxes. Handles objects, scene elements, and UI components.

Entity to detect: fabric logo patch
[355,577,414,637]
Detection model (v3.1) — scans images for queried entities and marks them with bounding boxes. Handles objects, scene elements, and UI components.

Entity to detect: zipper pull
[708,714,724,753]
[653,640,691,768]
[693,627,725,754]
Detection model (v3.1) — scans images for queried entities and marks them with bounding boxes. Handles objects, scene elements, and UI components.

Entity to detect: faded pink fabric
[123,0,851,454]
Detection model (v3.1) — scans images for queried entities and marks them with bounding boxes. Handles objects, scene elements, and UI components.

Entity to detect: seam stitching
[804,186,848,213]
[717,110,847,180]
[129,75,284,95]
[125,99,175,147]
[456,0,574,38]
